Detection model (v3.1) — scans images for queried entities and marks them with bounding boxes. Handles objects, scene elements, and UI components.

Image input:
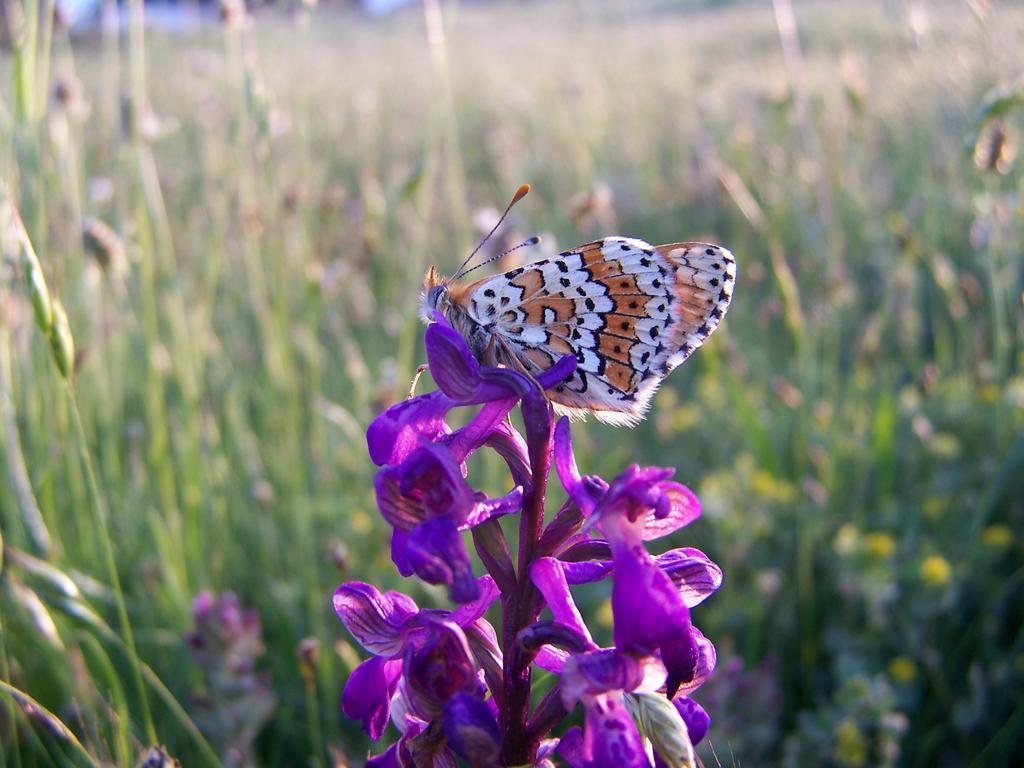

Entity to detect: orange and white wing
[457,237,736,426]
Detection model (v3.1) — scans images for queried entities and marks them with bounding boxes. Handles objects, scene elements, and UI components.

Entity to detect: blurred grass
[1,0,1023,765]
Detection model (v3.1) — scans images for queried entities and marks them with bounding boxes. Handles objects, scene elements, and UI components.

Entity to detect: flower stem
[66,385,156,744]
[500,414,553,764]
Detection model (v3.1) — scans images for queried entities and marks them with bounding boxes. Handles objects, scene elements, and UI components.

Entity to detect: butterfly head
[418,185,533,327]
[420,265,451,324]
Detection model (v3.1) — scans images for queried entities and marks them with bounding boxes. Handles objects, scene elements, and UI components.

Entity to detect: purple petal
[558,536,612,564]
[424,318,486,402]
[656,548,723,607]
[376,443,477,531]
[530,558,594,643]
[464,486,524,527]
[560,649,646,705]
[388,590,419,616]
[375,467,422,531]
[333,582,418,656]
[367,391,454,466]
[609,540,699,697]
[610,545,691,655]
[535,645,570,674]
[406,517,479,603]
[662,626,700,700]
[443,693,501,767]
[366,722,425,767]
[536,354,578,389]
[555,727,587,768]
[536,738,562,768]
[482,419,532,491]
[341,656,402,739]
[552,421,606,524]
[520,622,593,675]
[425,317,537,404]
[464,617,504,700]
[399,443,475,520]
[673,697,710,746]
[444,398,518,463]
[365,744,401,768]
[554,418,603,516]
[641,483,701,541]
[449,576,501,627]
[427,749,458,768]
[582,692,652,768]
[191,590,216,622]
[391,528,413,577]
[559,559,613,585]
[671,627,717,698]
[599,465,675,527]
[518,621,592,659]
[403,618,477,715]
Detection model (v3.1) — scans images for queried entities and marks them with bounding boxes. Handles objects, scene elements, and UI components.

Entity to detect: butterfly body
[422,236,736,427]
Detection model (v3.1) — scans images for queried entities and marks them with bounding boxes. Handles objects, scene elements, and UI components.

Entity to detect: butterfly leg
[481,334,507,369]
[481,334,530,377]
[485,334,555,400]
[407,363,430,399]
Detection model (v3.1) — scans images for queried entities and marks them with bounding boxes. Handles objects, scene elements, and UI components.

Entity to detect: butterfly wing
[457,237,736,426]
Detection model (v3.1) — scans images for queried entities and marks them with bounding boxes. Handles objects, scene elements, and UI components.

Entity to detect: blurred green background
[1,0,1022,765]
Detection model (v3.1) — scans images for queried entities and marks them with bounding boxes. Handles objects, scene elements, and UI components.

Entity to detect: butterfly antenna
[451,183,531,282]
[457,236,541,280]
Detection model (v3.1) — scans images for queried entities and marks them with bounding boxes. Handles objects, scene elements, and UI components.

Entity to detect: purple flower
[365,316,576,603]
[443,693,501,767]
[367,391,455,467]
[553,418,701,539]
[552,417,711,696]
[365,315,571,477]
[333,579,500,741]
[375,441,523,602]
[673,696,711,746]
[341,655,403,741]
[528,555,717,762]
[336,311,726,764]
[187,591,276,765]
[558,649,665,768]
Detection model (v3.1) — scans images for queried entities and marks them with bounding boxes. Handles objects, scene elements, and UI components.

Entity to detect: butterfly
[420,186,736,427]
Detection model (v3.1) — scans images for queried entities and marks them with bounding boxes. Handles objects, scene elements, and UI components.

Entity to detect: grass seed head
[48,299,75,380]
[219,0,247,30]
[82,217,126,274]
[136,745,181,768]
[2,193,54,333]
[974,118,1017,174]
